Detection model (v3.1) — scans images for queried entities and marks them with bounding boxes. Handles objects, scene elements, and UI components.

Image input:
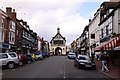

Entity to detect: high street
[2,56,113,79]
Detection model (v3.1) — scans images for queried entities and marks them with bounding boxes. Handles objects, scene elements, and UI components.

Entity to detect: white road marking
[63,64,66,78]
[64,72,66,78]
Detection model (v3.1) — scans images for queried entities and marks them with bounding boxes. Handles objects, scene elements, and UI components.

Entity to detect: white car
[67,52,76,59]
[0,52,20,69]
[35,53,43,60]
[74,55,96,69]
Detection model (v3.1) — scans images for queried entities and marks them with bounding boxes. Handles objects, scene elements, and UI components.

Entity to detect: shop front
[0,42,9,53]
[94,35,120,65]
[9,44,17,52]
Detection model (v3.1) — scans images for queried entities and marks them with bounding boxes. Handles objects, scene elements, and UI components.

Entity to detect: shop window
[2,54,8,58]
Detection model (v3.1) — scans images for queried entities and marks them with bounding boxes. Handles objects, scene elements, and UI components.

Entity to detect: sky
[0,0,109,45]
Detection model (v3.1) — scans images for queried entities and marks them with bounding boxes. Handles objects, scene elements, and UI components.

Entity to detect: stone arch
[55,47,62,56]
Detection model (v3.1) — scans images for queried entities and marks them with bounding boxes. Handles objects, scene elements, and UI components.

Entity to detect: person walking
[101,52,109,72]
[106,54,110,70]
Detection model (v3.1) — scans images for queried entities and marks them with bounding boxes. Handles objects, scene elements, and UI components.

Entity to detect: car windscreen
[69,54,75,55]
[78,57,87,60]
[9,53,16,57]
[69,53,75,55]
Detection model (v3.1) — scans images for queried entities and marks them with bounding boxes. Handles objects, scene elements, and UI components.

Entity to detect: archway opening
[55,47,62,56]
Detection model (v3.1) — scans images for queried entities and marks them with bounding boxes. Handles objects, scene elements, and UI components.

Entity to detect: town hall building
[50,27,66,55]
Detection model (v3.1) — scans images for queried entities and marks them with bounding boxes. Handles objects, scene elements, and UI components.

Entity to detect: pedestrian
[96,54,99,60]
[106,54,110,69]
[91,52,95,62]
[101,52,109,72]
[16,51,20,59]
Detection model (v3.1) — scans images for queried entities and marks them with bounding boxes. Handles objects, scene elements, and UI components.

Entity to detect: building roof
[50,27,66,43]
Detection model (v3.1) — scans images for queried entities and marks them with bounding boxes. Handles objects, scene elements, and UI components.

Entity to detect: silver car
[35,53,43,60]
[74,55,96,69]
[68,52,76,59]
[0,52,20,69]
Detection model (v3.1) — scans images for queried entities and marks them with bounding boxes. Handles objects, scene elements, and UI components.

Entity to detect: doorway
[55,47,62,56]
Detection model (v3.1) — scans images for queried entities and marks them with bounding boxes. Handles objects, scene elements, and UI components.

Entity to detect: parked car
[45,52,50,57]
[35,52,43,60]
[41,52,46,58]
[19,53,26,66]
[26,54,34,64]
[74,55,96,69]
[0,52,20,69]
[31,53,37,61]
[67,52,76,59]
[18,53,34,65]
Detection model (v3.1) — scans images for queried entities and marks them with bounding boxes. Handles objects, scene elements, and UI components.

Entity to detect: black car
[74,55,96,69]
[26,54,34,64]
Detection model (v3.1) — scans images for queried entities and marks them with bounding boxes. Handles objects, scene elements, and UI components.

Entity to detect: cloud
[0,0,109,45]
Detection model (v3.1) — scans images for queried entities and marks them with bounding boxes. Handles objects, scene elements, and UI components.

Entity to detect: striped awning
[94,36,120,51]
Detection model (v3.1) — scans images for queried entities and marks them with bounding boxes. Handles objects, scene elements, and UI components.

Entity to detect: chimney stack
[23,21,27,26]
[89,19,91,22]
[6,7,16,22]
[12,9,16,22]
[6,7,12,16]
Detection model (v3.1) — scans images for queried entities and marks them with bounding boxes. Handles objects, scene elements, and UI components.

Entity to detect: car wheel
[19,61,23,66]
[27,60,31,64]
[74,62,76,66]
[92,66,96,70]
[40,56,43,60]
[76,64,80,69]
[7,62,15,69]
[38,57,40,60]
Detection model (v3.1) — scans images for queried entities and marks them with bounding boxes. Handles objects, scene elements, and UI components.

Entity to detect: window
[9,32,15,42]
[101,29,103,38]
[79,57,87,60]
[10,21,15,30]
[9,32,11,41]
[2,18,5,28]
[17,30,18,36]
[2,54,8,58]
[9,53,16,57]
[53,40,63,44]
[12,37,14,42]
[1,17,5,41]
[109,22,112,34]
[10,21,12,29]
[106,25,109,35]
[91,34,95,39]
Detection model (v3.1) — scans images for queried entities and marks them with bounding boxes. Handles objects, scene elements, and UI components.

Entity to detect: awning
[94,41,111,51]
[94,36,120,51]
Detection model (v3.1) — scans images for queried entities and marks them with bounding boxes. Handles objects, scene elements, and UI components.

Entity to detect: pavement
[95,59,120,80]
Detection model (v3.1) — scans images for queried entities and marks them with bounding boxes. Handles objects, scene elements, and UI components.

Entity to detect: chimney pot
[89,19,91,22]
[13,9,15,12]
